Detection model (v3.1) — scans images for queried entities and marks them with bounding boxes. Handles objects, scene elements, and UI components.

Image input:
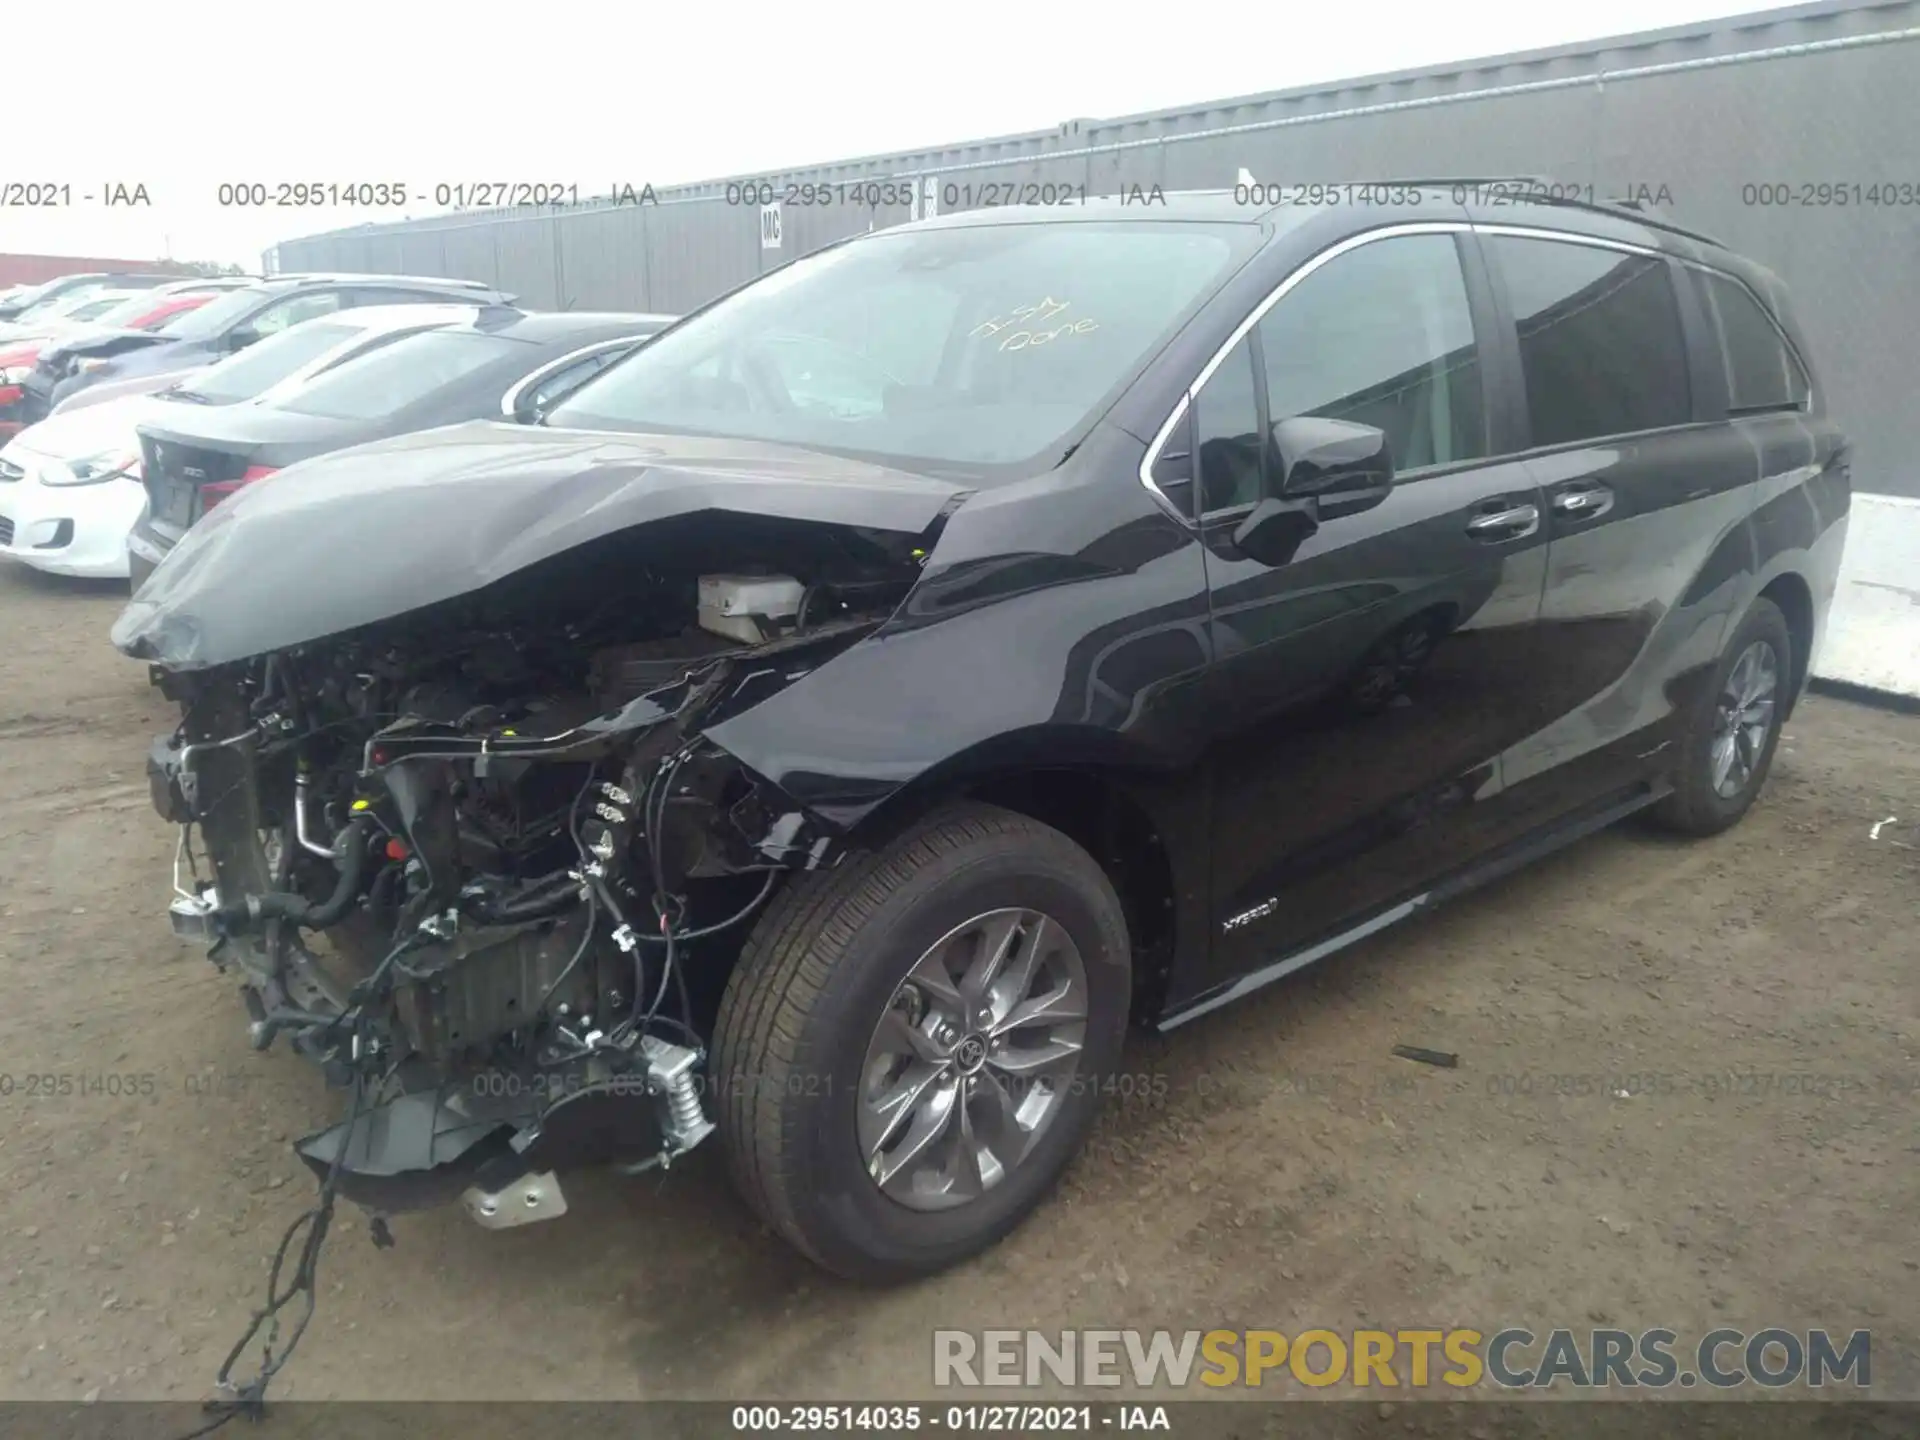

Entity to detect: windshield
[13,285,112,323]
[151,300,213,333]
[91,292,181,328]
[546,222,1244,473]
[175,321,366,404]
[275,329,525,419]
[159,286,272,342]
[57,293,136,322]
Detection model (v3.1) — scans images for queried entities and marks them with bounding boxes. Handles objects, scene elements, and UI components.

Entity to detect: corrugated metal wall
[269,0,1920,500]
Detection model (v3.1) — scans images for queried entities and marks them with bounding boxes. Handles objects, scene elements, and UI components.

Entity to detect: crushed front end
[141,536,923,1228]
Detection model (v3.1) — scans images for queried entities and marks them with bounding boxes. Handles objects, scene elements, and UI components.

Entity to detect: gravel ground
[0,559,1914,1419]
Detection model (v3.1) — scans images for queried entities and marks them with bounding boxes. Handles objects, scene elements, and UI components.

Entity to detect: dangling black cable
[175,927,426,1440]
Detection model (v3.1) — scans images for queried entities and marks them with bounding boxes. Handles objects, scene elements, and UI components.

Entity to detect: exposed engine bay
[143,511,933,1220]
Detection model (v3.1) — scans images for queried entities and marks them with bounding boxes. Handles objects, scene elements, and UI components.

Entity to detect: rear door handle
[1551,484,1613,518]
[1465,503,1541,541]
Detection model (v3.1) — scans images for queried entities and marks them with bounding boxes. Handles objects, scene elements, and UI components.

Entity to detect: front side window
[546,221,1248,476]
[1491,236,1691,446]
[1192,337,1263,513]
[1255,233,1486,486]
[1696,270,1810,413]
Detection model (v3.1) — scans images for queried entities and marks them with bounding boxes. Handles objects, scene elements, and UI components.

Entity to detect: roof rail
[269,270,499,289]
[1381,175,1724,248]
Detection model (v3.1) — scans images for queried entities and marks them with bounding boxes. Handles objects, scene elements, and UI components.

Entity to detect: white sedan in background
[0,303,483,580]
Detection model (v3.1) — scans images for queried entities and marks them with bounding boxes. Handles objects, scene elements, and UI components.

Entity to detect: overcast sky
[7,0,1768,269]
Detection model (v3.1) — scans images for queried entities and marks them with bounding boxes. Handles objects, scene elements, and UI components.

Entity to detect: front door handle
[1551,484,1614,518]
[1465,503,1541,541]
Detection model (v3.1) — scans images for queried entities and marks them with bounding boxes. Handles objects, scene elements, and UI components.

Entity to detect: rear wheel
[1649,597,1792,837]
[712,802,1131,1281]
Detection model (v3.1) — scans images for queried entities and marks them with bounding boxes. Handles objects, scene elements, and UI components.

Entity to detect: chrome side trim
[1137,221,1470,523]
[1157,897,1426,1031]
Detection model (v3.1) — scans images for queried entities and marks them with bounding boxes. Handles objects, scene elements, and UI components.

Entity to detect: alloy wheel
[858,908,1089,1211]
[1710,639,1779,799]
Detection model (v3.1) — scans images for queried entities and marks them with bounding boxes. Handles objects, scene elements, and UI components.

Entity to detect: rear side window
[276,330,527,419]
[1491,236,1691,446]
[1696,270,1810,413]
[179,321,365,403]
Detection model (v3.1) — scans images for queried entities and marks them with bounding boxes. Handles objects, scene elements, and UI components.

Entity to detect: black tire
[1649,597,1793,837]
[712,801,1131,1282]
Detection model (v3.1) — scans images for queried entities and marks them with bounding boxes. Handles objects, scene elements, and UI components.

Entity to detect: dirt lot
[0,558,1915,1414]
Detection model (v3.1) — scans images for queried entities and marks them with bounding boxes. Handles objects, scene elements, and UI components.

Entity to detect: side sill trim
[1155,781,1670,1033]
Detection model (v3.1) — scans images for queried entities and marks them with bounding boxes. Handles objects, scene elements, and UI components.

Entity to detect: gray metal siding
[267,0,1920,496]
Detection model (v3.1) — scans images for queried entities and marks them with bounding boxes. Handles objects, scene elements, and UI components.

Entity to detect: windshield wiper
[165,388,214,405]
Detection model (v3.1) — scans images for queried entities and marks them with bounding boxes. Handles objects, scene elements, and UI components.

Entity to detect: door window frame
[1138,221,1510,528]
[499,335,652,418]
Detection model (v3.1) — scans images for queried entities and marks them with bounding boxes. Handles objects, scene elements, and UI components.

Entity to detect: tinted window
[1698,270,1810,413]
[1193,337,1264,512]
[1255,233,1485,486]
[276,330,526,419]
[174,321,366,403]
[1492,236,1690,445]
[547,222,1245,475]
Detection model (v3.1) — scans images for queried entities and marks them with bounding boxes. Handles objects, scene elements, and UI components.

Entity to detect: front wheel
[1649,596,1793,837]
[712,802,1131,1282]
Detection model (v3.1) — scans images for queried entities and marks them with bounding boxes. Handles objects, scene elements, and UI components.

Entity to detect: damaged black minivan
[116,190,1848,1281]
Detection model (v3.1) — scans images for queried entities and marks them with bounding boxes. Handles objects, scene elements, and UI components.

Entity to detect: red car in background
[0,283,240,437]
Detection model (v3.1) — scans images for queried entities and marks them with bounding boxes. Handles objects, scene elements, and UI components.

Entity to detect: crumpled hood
[46,329,173,363]
[112,421,966,669]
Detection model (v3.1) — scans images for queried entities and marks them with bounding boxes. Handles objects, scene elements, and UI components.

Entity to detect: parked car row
[0,270,188,324]
[18,271,517,424]
[0,278,256,437]
[0,270,673,580]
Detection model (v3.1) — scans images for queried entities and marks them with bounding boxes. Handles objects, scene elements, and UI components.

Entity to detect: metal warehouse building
[272,0,1919,695]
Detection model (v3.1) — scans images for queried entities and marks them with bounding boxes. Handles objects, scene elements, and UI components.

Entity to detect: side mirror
[225,327,259,353]
[1231,417,1394,566]
[1274,415,1394,515]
